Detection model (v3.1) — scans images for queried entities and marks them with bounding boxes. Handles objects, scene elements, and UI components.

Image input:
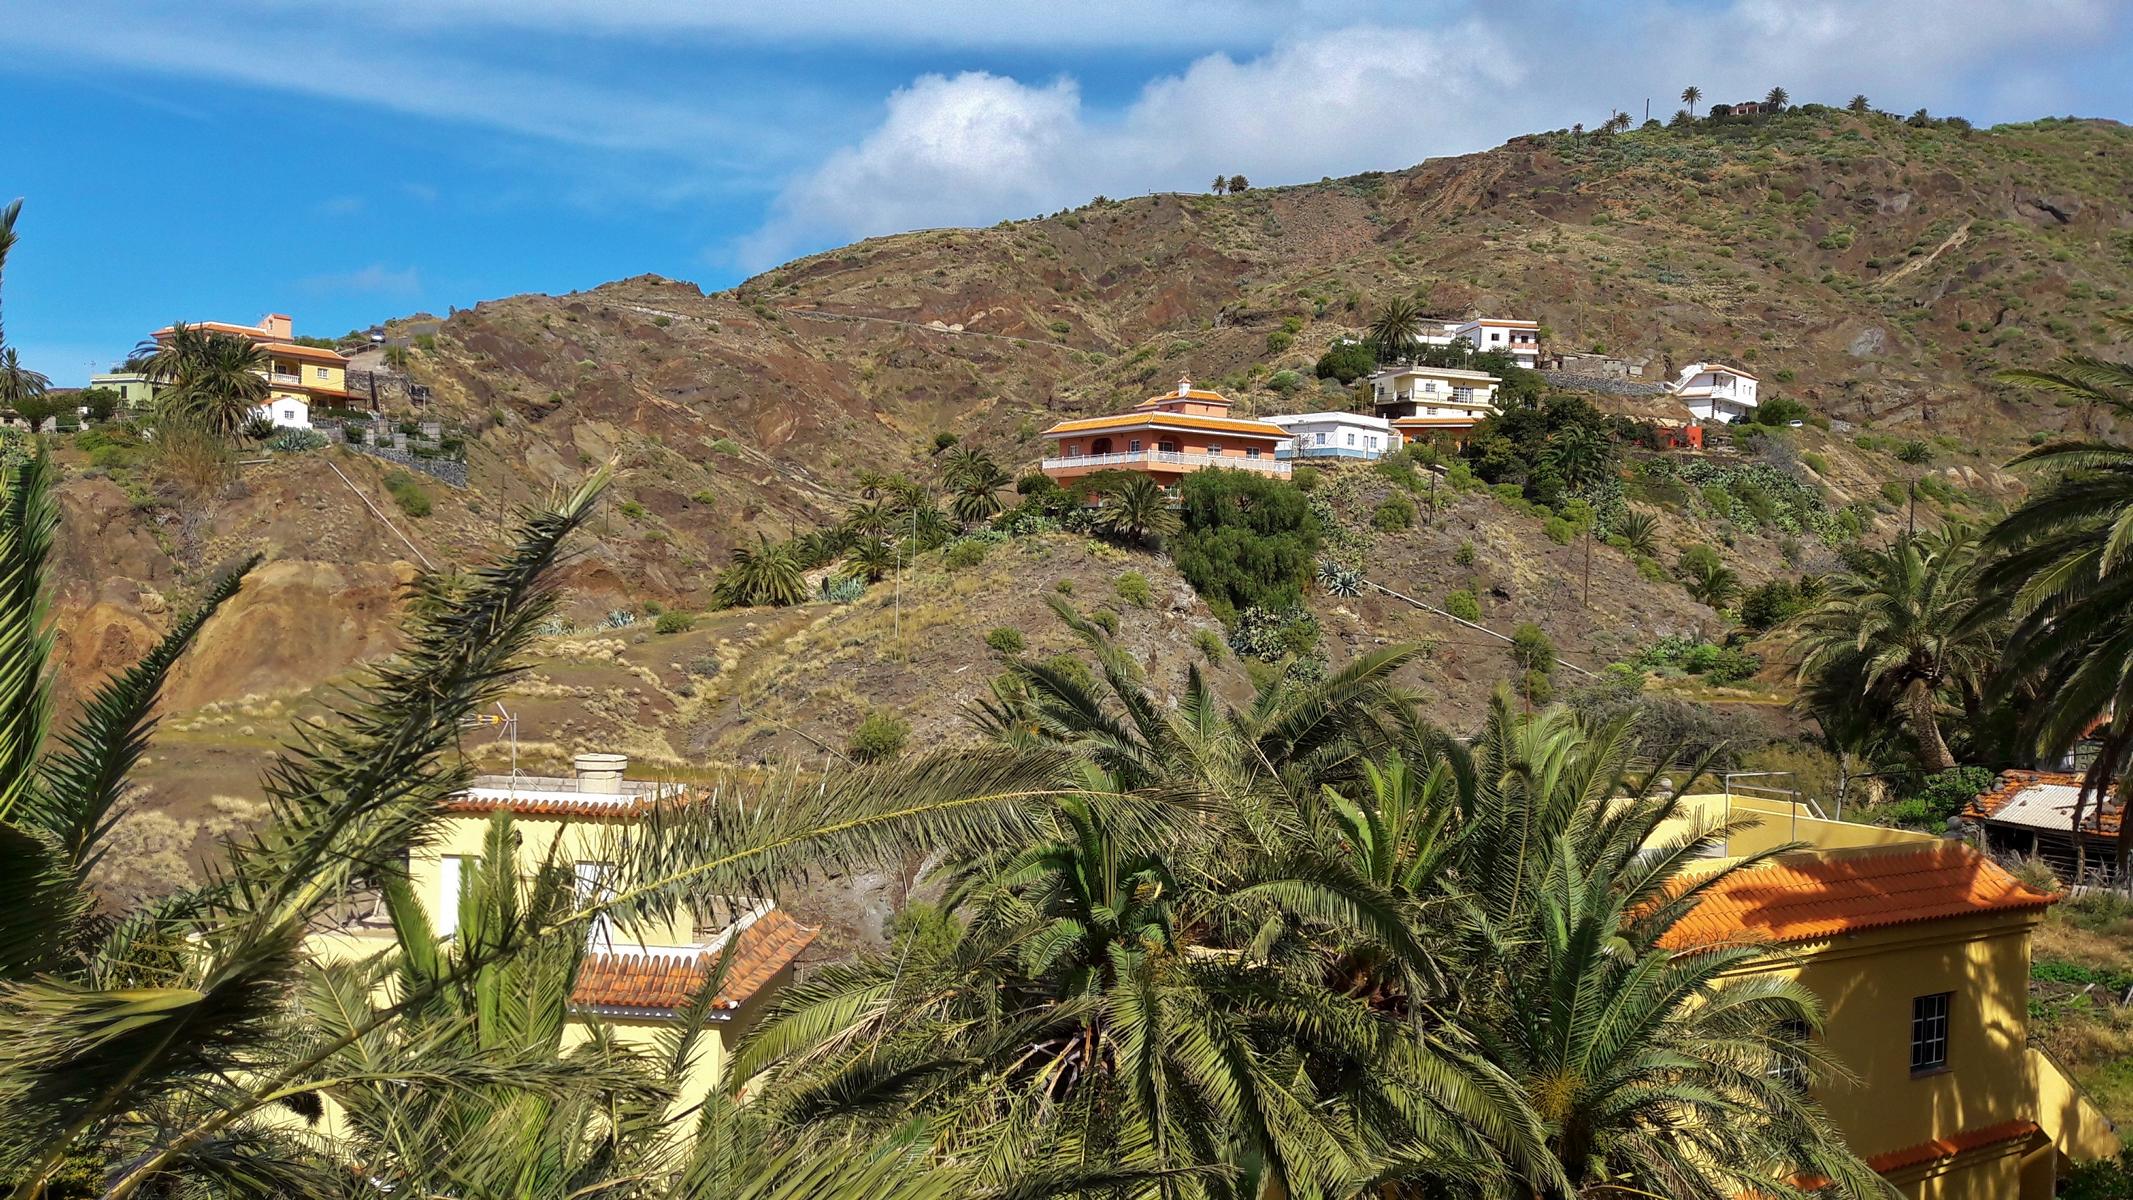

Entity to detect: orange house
[1040,376,1290,486]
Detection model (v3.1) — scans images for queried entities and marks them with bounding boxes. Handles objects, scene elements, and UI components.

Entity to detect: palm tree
[1366,297,1426,366]
[0,348,50,423]
[303,812,683,1197]
[1607,112,1633,134]
[1997,309,2133,434]
[0,461,614,1200]
[1764,86,1790,111]
[132,323,271,438]
[941,448,1011,528]
[1685,556,1740,609]
[0,199,20,351]
[847,535,896,583]
[1092,474,1180,548]
[715,534,808,607]
[1848,94,1872,114]
[1210,176,1228,195]
[1227,174,1249,193]
[1790,528,1996,774]
[1613,508,1659,558]
[1670,108,1694,128]
[1546,424,1611,606]
[1681,85,1702,117]
[1571,122,1584,140]
[1974,340,2133,868]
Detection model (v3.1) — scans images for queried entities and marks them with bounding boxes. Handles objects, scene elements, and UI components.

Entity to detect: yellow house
[150,313,350,424]
[1661,796,2119,1198]
[306,753,816,1118]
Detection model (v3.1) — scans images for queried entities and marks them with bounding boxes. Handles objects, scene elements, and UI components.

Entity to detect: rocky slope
[49,109,2133,891]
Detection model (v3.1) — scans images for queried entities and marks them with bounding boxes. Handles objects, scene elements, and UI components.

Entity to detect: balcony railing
[1277,445,1382,460]
[1041,449,1289,478]
[264,371,302,386]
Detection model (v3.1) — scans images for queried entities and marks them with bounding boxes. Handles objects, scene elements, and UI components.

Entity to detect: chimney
[573,752,629,794]
[260,313,293,340]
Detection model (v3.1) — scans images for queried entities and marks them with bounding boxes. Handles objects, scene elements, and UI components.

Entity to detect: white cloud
[301,264,424,295]
[738,0,2120,268]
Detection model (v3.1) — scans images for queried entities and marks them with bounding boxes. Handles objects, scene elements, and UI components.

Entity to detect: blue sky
[5,0,2128,385]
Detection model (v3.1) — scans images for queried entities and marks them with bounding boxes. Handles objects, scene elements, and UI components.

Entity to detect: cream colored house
[306,753,816,1120]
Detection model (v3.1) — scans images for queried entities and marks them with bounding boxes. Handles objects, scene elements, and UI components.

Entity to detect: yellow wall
[1666,793,1935,858]
[408,810,697,947]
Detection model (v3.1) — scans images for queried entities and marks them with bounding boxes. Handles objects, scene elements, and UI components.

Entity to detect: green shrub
[1291,465,1323,492]
[1055,579,1074,595]
[618,499,647,519]
[1172,470,1321,621]
[412,333,437,351]
[1445,590,1482,622]
[1313,340,1376,383]
[1453,540,1476,567]
[1088,607,1121,635]
[1116,571,1153,608]
[1880,480,1909,506]
[1801,451,1828,476]
[1265,330,1293,353]
[654,611,696,635]
[1544,515,1576,545]
[1193,627,1227,661]
[847,708,911,763]
[944,539,989,570]
[1228,605,1321,661]
[691,489,717,504]
[1372,493,1416,531]
[1267,370,1303,395]
[383,471,431,518]
[709,438,742,456]
[985,626,1026,654]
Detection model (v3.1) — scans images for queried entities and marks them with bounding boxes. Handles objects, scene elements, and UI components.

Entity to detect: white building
[1447,318,1540,367]
[258,395,312,430]
[1266,411,1395,461]
[1667,362,1759,424]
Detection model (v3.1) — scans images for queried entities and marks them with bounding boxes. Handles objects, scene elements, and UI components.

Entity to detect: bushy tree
[1169,468,1321,620]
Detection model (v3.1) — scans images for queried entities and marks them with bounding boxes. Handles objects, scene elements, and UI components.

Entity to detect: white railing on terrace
[265,371,302,386]
[1041,449,1289,477]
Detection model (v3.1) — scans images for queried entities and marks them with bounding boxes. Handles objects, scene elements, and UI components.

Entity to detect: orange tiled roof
[446,793,658,819]
[154,319,272,340]
[1865,1119,2040,1174]
[259,341,349,364]
[571,909,818,1015]
[1132,388,1233,409]
[1659,843,2056,951]
[1043,411,1288,438]
[1967,769,2121,834]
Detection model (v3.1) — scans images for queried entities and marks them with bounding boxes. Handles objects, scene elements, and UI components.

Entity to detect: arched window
[1090,437,1113,455]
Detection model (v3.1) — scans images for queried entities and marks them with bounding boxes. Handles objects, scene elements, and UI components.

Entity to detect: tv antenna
[461,701,521,780]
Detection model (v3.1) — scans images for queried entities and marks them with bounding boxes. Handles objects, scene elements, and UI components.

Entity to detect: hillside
[48,108,2133,899]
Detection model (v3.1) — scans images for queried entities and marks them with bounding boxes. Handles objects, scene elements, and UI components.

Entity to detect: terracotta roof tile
[1659,843,2056,952]
[1864,1119,2040,1174]
[1041,412,1288,438]
[445,793,656,819]
[572,909,818,1015]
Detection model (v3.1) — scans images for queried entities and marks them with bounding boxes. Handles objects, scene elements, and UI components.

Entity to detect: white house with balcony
[1667,362,1759,424]
[1447,318,1540,367]
[1266,411,1395,461]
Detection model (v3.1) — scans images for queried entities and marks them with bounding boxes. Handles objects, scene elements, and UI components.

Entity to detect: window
[577,861,616,946]
[1345,432,1356,447]
[1206,442,1221,455]
[1128,439,1142,453]
[437,855,469,935]
[1911,992,1951,1073]
[1315,431,1328,445]
[314,366,329,379]
[1244,447,1260,458]
[1066,442,1080,456]
[1769,1018,1810,1088]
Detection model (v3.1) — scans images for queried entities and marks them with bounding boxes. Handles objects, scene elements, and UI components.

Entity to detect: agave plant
[1315,559,1363,597]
